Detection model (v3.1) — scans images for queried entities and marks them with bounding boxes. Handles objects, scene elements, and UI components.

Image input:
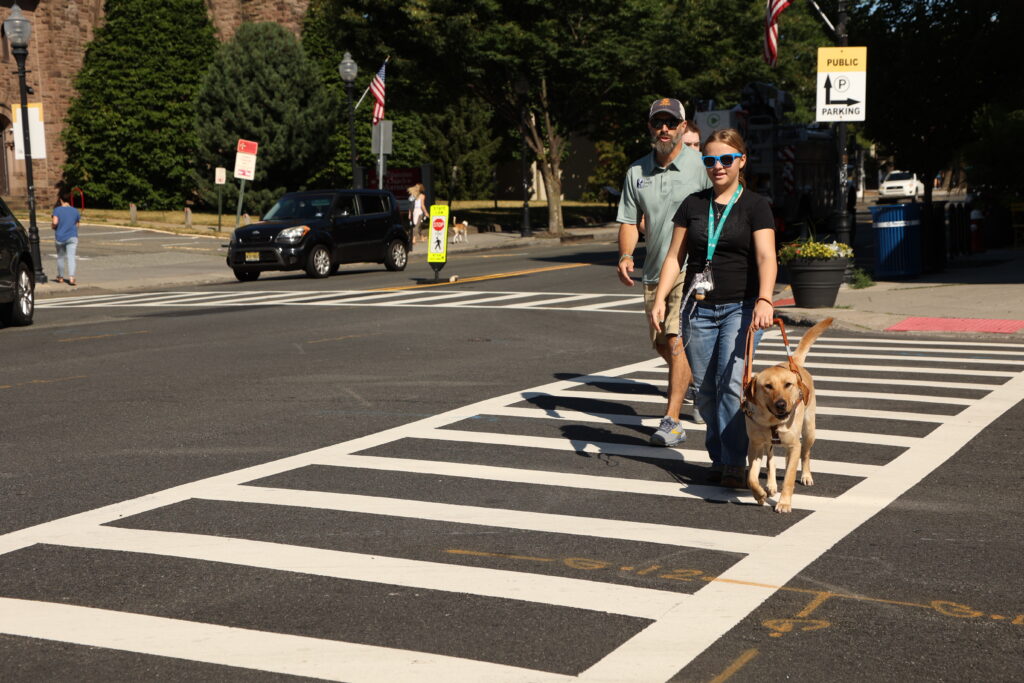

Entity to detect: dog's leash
[741,317,807,409]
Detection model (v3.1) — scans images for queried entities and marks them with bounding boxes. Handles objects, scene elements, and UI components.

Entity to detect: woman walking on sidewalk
[52,192,81,286]
[649,129,777,488]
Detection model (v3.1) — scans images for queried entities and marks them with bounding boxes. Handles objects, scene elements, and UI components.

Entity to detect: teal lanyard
[705,184,743,263]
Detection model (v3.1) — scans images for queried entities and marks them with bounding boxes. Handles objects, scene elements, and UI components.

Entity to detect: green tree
[193,22,338,214]
[424,96,501,202]
[850,1,1023,204]
[61,0,216,209]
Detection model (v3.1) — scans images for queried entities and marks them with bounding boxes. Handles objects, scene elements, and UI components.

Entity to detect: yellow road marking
[445,549,555,563]
[368,262,590,292]
[710,648,759,683]
[0,375,87,390]
[306,333,381,345]
[58,331,150,343]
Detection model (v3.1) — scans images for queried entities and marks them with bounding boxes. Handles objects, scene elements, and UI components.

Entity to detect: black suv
[0,196,35,327]
[226,189,411,281]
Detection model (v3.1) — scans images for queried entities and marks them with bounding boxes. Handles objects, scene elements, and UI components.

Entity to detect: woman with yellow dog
[649,128,777,488]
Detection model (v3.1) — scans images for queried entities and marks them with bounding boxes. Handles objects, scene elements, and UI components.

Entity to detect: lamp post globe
[338,52,360,188]
[4,2,46,284]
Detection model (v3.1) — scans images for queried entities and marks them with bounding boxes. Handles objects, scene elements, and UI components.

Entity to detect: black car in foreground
[0,196,35,327]
[226,189,411,281]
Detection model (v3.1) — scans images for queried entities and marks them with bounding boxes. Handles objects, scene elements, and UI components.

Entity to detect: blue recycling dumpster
[870,203,922,278]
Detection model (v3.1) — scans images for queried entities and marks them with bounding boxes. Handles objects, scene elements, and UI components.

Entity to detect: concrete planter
[784,258,848,308]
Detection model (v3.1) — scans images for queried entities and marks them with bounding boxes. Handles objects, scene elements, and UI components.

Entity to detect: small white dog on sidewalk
[451,220,469,243]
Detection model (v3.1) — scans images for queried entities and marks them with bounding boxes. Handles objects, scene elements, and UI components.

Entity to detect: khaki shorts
[643,270,686,348]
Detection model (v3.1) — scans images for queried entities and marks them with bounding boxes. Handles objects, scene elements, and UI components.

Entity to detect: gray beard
[652,138,675,157]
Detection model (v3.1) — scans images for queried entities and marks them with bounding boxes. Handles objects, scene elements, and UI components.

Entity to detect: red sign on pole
[237,139,259,155]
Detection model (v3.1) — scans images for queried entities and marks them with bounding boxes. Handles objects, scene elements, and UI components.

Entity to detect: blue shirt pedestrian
[53,204,80,242]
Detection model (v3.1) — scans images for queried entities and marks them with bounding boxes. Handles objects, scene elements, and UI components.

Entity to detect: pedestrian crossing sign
[428,205,449,264]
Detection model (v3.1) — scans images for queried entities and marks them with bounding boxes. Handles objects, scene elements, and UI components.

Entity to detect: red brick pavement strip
[885,317,1024,334]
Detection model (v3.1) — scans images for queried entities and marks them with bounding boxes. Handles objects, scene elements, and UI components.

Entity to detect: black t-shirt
[672,188,774,304]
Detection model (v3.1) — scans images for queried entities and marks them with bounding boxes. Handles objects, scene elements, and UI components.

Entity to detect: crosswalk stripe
[201,484,770,554]
[515,293,608,307]
[756,359,1015,377]
[794,335,1024,350]
[310,453,831,510]
[756,347,1024,366]
[419,428,882,478]
[34,525,682,619]
[445,292,542,306]
[632,369,1001,391]
[759,340,1024,357]
[540,389,946,423]
[486,406,920,448]
[583,375,975,405]
[0,598,569,683]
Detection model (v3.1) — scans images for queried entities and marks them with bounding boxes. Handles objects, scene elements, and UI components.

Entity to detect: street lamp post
[4,3,46,284]
[338,52,360,189]
[827,0,852,250]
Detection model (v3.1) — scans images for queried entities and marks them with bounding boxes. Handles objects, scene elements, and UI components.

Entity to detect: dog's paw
[766,482,778,497]
[754,492,768,506]
[773,500,793,514]
[800,473,814,487]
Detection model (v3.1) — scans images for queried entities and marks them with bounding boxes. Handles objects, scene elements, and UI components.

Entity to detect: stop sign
[432,217,445,231]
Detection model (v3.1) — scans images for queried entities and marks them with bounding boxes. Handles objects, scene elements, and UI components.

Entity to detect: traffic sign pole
[235,179,246,230]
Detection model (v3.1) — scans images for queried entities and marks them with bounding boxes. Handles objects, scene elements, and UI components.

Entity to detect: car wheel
[233,268,260,282]
[305,244,332,278]
[384,239,408,271]
[0,262,34,326]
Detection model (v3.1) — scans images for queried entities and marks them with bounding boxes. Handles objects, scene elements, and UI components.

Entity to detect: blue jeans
[56,237,78,278]
[682,299,762,467]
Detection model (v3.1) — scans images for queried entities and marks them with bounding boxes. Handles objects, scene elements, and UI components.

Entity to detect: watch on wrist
[619,254,634,263]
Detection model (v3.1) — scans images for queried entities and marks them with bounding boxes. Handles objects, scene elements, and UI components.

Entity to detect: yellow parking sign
[427,205,449,264]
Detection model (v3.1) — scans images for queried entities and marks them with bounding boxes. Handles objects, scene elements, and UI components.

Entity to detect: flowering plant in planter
[777,238,853,264]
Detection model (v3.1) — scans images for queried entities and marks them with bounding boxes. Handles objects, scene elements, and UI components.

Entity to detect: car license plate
[245,251,259,262]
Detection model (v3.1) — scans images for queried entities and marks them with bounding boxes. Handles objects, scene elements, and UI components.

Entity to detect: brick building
[0,0,309,204]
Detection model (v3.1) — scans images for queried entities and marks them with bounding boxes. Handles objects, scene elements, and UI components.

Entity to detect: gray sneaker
[650,416,687,447]
[691,405,705,424]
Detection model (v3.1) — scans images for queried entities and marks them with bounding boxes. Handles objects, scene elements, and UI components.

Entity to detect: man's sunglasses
[701,153,744,168]
[649,117,682,130]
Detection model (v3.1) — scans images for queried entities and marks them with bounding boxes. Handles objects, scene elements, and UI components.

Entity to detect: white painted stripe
[541,389,945,423]
[759,340,1024,357]
[80,229,142,236]
[786,335,1024,350]
[418,428,881,478]
[756,360,1016,377]
[445,292,542,306]
[582,375,974,405]
[514,293,607,307]
[318,290,428,305]
[756,347,1024,366]
[486,406,919,448]
[310,453,829,511]
[202,484,768,554]
[570,297,641,311]
[35,525,680,619]
[385,290,484,305]
[577,372,1024,682]
[0,598,569,683]
[762,373,999,391]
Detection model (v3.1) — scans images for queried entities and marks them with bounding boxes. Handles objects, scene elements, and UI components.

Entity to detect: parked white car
[878,171,925,202]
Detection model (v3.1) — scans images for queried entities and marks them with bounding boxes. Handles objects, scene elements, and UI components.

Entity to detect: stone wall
[0,0,309,204]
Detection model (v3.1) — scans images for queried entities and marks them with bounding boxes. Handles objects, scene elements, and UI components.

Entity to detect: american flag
[764,0,792,67]
[370,62,386,125]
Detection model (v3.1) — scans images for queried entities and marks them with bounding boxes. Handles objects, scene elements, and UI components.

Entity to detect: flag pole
[354,55,390,111]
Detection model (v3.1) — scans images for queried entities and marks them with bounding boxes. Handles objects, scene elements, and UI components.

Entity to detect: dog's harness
[741,318,810,443]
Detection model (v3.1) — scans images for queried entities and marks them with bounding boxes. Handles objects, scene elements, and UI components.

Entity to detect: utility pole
[831,0,851,248]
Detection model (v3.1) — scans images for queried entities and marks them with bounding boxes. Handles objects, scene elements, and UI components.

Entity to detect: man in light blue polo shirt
[616,97,711,446]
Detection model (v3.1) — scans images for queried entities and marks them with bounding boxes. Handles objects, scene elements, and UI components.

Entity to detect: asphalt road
[2,242,1023,682]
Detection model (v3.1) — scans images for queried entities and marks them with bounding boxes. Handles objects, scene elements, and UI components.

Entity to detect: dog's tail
[792,317,833,365]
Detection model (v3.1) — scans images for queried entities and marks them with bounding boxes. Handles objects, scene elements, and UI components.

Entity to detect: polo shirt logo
[637,177,652,189]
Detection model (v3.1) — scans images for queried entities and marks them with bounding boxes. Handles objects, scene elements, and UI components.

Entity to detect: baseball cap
[649,97,685,121]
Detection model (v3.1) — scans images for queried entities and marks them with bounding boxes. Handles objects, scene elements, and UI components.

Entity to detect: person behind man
[681,120,702,152]
[616,98,712,446]
[52,192,81,286]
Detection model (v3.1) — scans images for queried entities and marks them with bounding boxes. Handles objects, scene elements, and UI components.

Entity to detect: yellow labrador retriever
[742,317,833,513]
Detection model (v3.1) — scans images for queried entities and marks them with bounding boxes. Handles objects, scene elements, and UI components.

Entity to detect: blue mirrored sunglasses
[701,153,744,168]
